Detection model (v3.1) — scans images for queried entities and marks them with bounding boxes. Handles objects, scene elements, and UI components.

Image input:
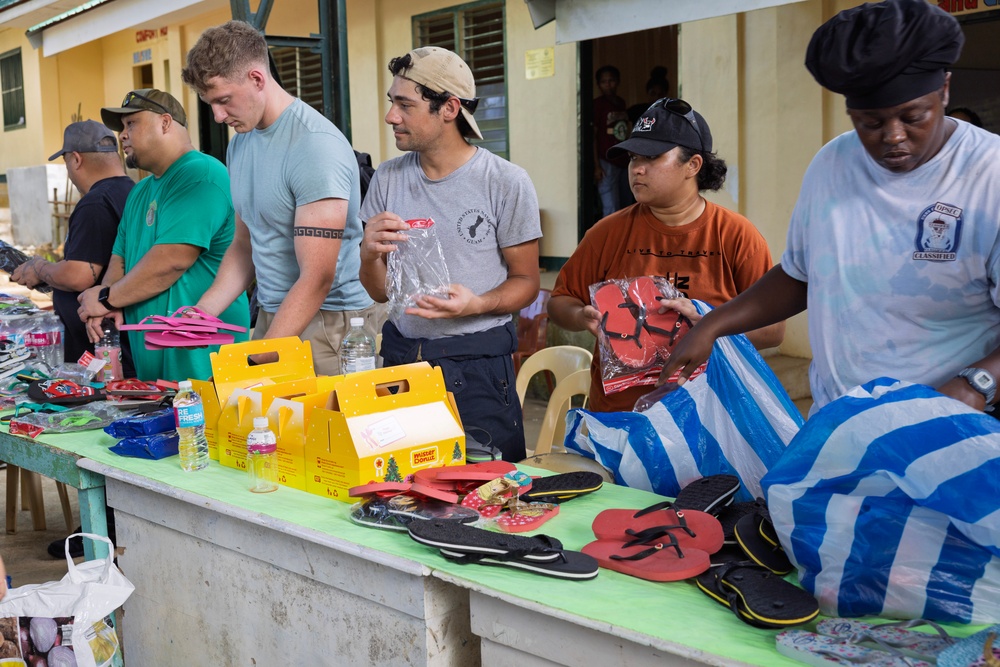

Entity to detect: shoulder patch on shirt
[145,200,157,228]
[913,202,961,262]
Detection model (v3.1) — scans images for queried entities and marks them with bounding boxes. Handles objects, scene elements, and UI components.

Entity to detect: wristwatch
[97,286,116,311]
[958,367,997,405]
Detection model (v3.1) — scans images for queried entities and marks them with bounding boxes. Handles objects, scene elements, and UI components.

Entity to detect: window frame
[412,0,508,159]
[0,48,26,131]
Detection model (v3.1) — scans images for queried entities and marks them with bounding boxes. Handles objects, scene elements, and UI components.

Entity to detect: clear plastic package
[589,275,693,395]
[386,218,452,321]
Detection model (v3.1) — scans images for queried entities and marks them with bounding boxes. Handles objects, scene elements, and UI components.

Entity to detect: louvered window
[1,49,25,131]
[414,2,507,158]
[270,46,324,114]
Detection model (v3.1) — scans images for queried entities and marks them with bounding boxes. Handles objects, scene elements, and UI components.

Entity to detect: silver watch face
[971,370,994,391]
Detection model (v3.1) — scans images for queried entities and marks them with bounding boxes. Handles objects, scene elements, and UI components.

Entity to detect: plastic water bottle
[246,416,278,493]
[339,317,376,374]
[173,380,210,472]
[26,313,64,368]
[95,319,123,382]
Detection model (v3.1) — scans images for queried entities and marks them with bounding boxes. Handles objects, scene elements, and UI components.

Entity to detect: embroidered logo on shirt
[457,209,494,245]
[913,202,962,262]
[146,201,157,228]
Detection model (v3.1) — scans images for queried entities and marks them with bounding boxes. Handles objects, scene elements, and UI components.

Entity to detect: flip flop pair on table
[120,306,247,350]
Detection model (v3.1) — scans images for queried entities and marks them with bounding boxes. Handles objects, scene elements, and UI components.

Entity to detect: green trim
[539,256,568,272]
[25,0,114,36]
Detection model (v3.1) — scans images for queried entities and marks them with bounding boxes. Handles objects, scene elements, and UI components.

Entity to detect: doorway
[949,12,1000,133]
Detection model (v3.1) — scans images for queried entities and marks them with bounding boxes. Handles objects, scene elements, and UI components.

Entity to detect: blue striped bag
[564,301,803,502]
[762,378,1000,623]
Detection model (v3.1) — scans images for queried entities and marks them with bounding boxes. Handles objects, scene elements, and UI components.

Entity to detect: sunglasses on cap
[651,97,704,152]
[456,96,479,114]
[121,91,171,115]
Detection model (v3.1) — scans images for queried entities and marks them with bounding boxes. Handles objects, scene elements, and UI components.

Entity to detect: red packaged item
[589,276,698,395]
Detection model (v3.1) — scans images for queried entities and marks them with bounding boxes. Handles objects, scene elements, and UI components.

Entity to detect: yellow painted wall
[345,0,580,260]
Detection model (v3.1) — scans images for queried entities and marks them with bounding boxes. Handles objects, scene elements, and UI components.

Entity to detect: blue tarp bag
[565,300,803,502]
[763,377,1000,623]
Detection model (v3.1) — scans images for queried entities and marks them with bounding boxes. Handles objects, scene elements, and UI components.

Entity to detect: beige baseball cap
[398,47,483,140]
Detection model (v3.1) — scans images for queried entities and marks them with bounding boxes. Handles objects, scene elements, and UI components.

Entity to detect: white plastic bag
[0,534,134,667]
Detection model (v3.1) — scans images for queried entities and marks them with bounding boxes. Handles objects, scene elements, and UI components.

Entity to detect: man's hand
[11,257,44,289]
[360,212,410,263]
[78,285,110,322]
[578,305,602,337]
[85,310,123,344]
[406,284,481,319]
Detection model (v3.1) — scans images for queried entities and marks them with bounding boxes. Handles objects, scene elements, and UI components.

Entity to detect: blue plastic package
[104,408,175,438]
[109,431,179,460]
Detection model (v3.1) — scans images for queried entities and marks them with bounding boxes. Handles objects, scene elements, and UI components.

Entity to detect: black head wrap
[806,0,964,109]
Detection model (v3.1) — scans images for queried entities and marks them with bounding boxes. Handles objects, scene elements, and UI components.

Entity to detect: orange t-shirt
[552,200,774,412]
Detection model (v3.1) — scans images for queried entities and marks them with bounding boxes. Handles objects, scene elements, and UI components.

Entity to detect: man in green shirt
[77,89,249,381]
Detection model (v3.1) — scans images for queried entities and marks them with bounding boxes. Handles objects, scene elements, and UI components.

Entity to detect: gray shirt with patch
[360,148,541,339]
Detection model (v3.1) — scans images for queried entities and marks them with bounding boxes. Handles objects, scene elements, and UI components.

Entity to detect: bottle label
[175,403,206,428]
[346,356,376,374]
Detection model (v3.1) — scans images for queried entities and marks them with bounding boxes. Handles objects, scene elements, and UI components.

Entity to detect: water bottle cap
[350,317,364,327]
[253,416,269,429]
[178,380,193,389]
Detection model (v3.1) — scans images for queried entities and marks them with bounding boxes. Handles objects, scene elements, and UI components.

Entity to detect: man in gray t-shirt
[181,20,380,375]
[360,47,542,461]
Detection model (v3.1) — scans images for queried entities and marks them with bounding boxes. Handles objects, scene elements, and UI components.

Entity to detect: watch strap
[98,286,116,310]
[958,367,997,405]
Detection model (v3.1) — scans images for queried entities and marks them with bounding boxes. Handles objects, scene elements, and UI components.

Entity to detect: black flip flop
[733,504,793,575]
[408,520,564,562]
[440,547,599,580]
[520,471,604,503]
[350,496,479,532]
[696,561,819,628]
[716,500,760,545]
[673,475,741,515]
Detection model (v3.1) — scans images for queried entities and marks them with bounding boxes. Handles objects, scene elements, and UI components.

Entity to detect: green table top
[15,423,991,666]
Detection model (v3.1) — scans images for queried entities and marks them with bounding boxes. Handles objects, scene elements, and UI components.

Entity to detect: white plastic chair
[515,345,593,407]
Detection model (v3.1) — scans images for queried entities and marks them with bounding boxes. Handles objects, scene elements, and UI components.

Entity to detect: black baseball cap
[608,98,713,159]
[48,120,118,161]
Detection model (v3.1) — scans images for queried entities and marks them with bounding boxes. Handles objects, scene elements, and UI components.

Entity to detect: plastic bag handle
[65,532,116,578]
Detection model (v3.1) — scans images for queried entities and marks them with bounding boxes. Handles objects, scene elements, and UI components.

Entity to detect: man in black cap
[548,97,783,412]
[11,120,134,374]
[663,0,1000,415]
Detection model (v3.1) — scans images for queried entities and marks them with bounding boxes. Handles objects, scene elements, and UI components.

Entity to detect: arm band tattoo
[89,262,99,285]
[292,226,344,239]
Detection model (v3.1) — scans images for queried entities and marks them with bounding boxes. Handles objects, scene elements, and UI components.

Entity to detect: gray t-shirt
[360,148,541,339]
[227,98,372,312]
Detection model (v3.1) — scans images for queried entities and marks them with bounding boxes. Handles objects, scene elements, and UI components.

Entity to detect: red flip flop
[592,502,724,554]
[349,481,411,498]
[408,482,459,504]
[629,277,691,356]
[436,460,517,482]
[582,533,710,581]
[495,501,560,533]
[593,282,656,369]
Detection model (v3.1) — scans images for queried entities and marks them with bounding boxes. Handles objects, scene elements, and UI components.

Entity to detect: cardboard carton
[304,362,465,502]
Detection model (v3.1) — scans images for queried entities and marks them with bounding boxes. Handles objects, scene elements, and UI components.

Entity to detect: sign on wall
[934,0,1000,16]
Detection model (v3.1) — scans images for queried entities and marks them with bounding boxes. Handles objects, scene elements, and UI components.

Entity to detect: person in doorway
[593,65,630,216]
[627,66,670,125]
[12,120,134,375]
[947,106,983,128]
[181,21,378,375]
[77,88,249,382]
[549,98,784,412]
[663,0,1000,415]
[359,46,542,461]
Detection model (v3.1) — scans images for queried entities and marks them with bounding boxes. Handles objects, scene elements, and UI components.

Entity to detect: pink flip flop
[148,306,248,333]
[582,533,710,582]
[496,502,560,533]
[119,314,220,333]
[145,329,235,348]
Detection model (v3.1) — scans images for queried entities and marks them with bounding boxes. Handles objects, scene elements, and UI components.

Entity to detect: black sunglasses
[651,97,704,152]
[121,91,171,115]
[456,96,479,114]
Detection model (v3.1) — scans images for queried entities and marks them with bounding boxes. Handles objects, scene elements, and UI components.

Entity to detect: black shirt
[52,175,136,376]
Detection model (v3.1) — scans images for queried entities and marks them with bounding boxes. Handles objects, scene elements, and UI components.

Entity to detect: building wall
[0,30,49,174]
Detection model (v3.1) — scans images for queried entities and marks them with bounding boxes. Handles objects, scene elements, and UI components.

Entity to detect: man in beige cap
[359,47,542,461]
[76,88,249,382]
[12,120,135,373]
